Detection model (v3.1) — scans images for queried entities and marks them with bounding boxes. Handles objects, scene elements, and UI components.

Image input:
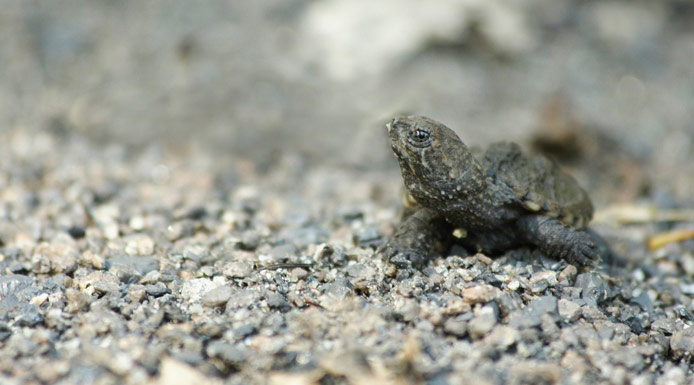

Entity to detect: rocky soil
[1,127,694,385]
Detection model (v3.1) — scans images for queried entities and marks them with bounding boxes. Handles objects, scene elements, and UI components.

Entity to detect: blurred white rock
[300,0,535,80]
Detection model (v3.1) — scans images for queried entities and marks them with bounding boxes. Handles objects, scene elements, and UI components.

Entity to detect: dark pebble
[575,272,609,306]
[12,303,44,327]
[109,264,142,284]
[316,244,347,267]
[621,314,647,335]
[267,293,291,312]
[159,266,178,283]
[207,341,248,367]
[0,322,11,342]
[355,227,380,246]
[239,230,261,250]
[674,306,694,322]
[268,244,299,263]
[495,292,522,318]
[43,274,68,291]
[235,324,257,338]
[510,296,558,329]
[339,208,363,221]
[186,206,207,220]
[145,283,171,297]
[67,225,86,239]
[629,290,654,314]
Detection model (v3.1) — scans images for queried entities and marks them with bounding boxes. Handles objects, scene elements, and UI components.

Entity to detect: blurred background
[1,0,693,207]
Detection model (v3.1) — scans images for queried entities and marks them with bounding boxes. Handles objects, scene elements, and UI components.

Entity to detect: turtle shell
[482,142,593,228]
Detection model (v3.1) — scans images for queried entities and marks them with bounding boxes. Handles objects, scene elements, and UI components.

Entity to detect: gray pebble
[223,261,253,279]
[207,341,248,367]
[290,267,309,280]
[630,289,654,314]
[239,230,261,250]
[12,303,44,327]
[443,316,467,337]
[225,289,260,311]
[670,327,694,358]
[484,325,519,351]
[657,366,686,385]
[267,244,299,263]
[145,283,171,297]
[109,256,159,283]
[613,347,645,371]
[529,271,557,293]
[355,226,380,246]
[510,296,558,329]
[651,318,679,335]
[0,275,34,297]
[202,285,233,307]
[65,288,92,313]
[267,293,291,312]
[345,263,366,278]
[279,227,327,248]
[575,272,609,306]
[393,297,420,322]
[581,305,607,322]
[468,305,498,339]
[315,244,347,266]
[235,324,257,338]
[540,314,560,341]
[594,321,615,340]
[323,277,354,298]
[495,292,522,318]
[87,271,121,294]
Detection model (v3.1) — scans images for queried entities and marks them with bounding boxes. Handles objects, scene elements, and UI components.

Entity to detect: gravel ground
[1,127,694,385]
[2,1,694,384]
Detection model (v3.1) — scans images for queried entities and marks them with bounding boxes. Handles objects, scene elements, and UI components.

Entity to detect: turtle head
[387,115,478,204]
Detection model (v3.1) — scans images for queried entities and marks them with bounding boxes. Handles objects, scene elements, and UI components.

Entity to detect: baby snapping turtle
[384,115,598,267]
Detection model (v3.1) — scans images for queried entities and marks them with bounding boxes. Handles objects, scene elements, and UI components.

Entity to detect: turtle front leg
[382,208,451,268]
[515,214,599,266]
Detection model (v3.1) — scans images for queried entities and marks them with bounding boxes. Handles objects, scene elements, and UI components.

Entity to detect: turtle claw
[380,241,429,269]
[565,234,600,267]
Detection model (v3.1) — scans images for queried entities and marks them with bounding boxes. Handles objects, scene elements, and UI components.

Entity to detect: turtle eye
[408,128,431,147]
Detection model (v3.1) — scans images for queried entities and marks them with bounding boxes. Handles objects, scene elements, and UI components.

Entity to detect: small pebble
[443,316,468,337]
[558,299,582,323]
[461,284,500,304]
[267,293,291,312]
[468,305,497,339]
[202,285,233,307]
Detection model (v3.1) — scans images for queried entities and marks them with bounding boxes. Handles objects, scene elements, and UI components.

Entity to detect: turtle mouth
[386,119,400,142]
[391,143,405,160]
